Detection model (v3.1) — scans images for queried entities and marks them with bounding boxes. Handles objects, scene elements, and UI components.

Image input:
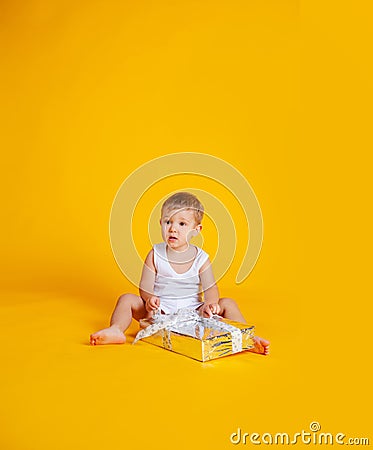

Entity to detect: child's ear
[190,224,202,237]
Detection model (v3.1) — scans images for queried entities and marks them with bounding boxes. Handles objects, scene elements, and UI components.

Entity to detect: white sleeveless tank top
[153,242,210,314]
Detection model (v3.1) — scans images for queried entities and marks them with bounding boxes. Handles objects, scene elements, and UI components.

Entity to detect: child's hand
[145,296,160,312]
[201,302,221,318]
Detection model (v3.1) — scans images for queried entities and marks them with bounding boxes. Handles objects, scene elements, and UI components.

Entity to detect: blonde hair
[161,192,204,224]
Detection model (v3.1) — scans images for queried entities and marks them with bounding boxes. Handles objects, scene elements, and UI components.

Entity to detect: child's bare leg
[218,297,247,322]
[90,293,146,345]
[218,297,270,355]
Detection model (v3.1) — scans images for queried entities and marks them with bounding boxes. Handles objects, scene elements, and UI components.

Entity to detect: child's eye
[180,222,185,226]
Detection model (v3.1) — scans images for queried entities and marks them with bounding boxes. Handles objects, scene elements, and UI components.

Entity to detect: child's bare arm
[139,250,160,312]
[199,258,221,317]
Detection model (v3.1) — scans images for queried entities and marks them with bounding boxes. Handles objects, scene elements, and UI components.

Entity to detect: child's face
[160,207,202,251]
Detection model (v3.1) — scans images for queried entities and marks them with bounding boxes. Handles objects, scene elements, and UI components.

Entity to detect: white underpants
[159,298,203,315]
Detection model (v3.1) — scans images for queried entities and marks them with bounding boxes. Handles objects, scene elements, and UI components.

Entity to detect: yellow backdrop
[1,1,371,449]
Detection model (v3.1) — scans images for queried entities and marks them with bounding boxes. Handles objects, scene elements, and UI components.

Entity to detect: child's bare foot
[249,336,270,355]
[90,325,126,345]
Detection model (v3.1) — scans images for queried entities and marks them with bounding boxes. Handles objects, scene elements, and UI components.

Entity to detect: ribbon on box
[133,307,243,353]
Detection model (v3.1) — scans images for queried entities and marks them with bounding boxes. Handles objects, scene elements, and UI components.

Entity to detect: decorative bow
[133,307,243,353]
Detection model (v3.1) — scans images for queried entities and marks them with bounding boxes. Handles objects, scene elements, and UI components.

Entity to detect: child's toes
[90,335,100,345]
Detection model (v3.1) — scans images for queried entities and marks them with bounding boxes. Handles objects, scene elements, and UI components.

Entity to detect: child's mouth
[168,237,178,241]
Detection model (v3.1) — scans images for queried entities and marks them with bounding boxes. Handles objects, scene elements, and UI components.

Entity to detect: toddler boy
[90,192,269,355]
